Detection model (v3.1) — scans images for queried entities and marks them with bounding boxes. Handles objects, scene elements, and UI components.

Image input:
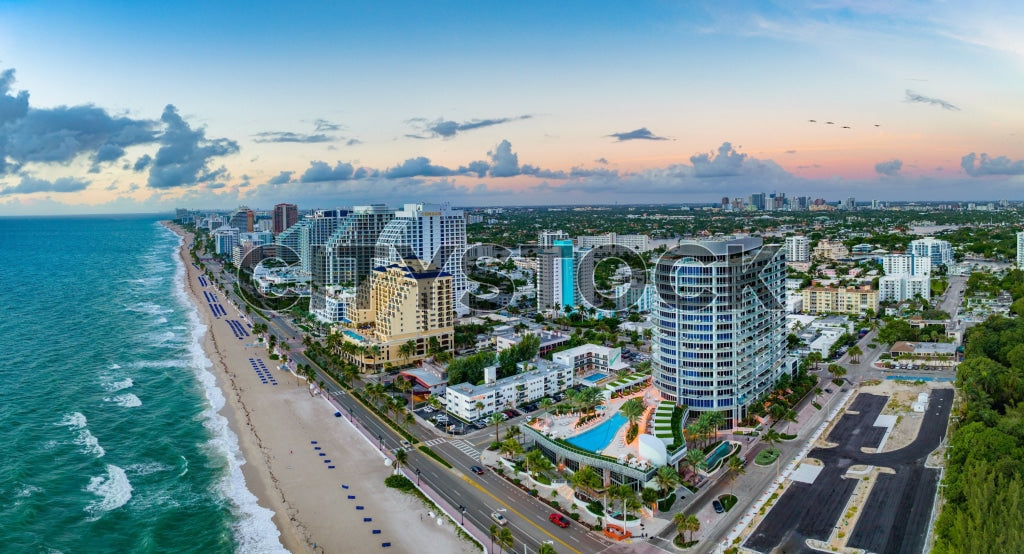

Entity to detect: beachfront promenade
[196,252,613,554]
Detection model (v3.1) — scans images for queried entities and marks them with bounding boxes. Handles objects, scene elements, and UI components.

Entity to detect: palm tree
[807,351,823,371]
[764,428,782,452]
[474,401,485,420]
[619,398,645,440]
[673,512,696,544]
[394,377,413,410]
[525,448,546,477]
[403,411,414,432]
[708,410,727,440]
[537,542,557,554]
[685,449,707,480]
[538,397,553,413]
[828,363,847,383]
[399,339,417,366]
[489,412,504,445]
[500,438,523,460]
[393,448,408,474]
[341,364,359,388]
[685,422,702,449]
[783,409,798,434]
[497,527,514,552]
[489,524,499,552]
[727,455,746,494]
[848,345,863,364]
[654,465,681,500]
[367,344,382,372]
[569,465,602,502]
[684,513,700,544]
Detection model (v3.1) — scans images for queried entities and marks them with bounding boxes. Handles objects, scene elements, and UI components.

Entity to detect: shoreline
[164,222,475,554]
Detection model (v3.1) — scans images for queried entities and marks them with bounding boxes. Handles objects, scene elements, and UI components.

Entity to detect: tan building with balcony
[340,262,454,370]
[812,239,850,261]
[799,285,879,315]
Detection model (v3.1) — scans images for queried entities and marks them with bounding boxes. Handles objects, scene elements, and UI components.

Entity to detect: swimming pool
[566,413,627,453]
[343,330,366,342]
[582,373,605,384]
[705,441,733,468]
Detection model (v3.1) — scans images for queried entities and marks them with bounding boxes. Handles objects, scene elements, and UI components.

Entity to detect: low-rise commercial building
[444,360,574,420]
[551,344,628,376]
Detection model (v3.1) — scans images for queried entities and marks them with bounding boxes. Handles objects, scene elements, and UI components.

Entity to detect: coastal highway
[206,262,614,553]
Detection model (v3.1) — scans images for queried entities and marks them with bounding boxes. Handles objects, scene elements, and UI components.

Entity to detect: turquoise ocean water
[0,215,285,553]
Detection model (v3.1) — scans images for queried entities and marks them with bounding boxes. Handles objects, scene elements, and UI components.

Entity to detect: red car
[548,513,570,528]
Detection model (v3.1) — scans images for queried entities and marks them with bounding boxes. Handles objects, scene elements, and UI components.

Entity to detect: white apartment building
[552,344,628,375]
[879,274,931,303]
[213,226,239,255]
[909,237,954,268]
[577,233,651,252]
[444,360,574,420]
[882,254,931,277]
[375,203,468,315]
[311,286,356,324]
[1017,231,1024,270]
[785,235,810,262]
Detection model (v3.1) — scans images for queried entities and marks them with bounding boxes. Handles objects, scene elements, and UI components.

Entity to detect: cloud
[905,90,960,111]
[595,157,608,165]
[314,119,343,132]
[346,138,362,146]
[300,160,355,182]
[384,157,461,179]
[0,175,90,195]
[407,115,531,139]
[253,131,335,143]
[690,142,754,177]
[961,152,1024,176]
[874,159,903,176]
[268,171,293,185]
[607,127,668,141]
[133,154,152,172]
[146,105,239,189]
[0,68,158,175]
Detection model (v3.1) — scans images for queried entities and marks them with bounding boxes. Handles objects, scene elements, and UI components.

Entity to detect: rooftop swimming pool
[582,373,605,384]
[343,330,366,342]
[566,413,627,453]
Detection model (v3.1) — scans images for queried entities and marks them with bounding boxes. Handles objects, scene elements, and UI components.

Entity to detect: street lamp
[458,505,465,525]
[416,468,421,486]
[378,434,383,451]
[348,405,354,422]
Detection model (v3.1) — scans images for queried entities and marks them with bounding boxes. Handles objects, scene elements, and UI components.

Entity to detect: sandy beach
[166,223,475,554]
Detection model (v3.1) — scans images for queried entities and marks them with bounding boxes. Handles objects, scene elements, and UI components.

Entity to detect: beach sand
[167,223,475,554]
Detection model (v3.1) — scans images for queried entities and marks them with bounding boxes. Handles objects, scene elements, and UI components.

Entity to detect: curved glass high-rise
[651,236,787,424]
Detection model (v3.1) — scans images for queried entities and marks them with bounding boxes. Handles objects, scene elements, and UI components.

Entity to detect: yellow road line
[459,474,582,554]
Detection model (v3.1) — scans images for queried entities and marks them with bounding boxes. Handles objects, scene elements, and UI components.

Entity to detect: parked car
[491,512,507,526]
[548,513,570,528]
[712,499,725,513]
[470,465,485,475]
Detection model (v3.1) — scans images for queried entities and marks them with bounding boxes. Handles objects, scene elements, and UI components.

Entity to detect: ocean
[0,215,285,553]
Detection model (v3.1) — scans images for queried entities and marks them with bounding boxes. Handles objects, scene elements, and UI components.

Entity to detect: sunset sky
[1,1,1022,214]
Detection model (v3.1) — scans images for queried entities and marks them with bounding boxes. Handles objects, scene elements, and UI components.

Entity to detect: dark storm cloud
[146,105,239,189]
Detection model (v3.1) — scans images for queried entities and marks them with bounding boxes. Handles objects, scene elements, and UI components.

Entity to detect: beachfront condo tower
[651,236,788,425]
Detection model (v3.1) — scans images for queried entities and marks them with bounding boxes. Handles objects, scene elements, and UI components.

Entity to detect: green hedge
[418,446,452,469]
[657,493,677,511]
[385,474,415,491]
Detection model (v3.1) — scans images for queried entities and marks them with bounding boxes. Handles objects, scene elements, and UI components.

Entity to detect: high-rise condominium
[651,236,787,424]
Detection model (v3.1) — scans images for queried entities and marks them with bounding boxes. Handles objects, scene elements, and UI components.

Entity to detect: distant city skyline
[1,1,1023,215]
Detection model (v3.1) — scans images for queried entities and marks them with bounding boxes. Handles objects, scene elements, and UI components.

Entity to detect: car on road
[401,440,412,450]
[712,499,725,513]
[490,512,507,526]
[825,388,833,393]
[548,513,570,528]
[470,465,485,475]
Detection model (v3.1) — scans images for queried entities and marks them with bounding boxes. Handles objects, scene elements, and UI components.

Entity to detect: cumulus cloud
[384,157,462,179]
[607,127,668,141]
[905,90,960,111]
[0,68,158,175]
[146,105,239,189]
[133,154,152,172]
[961,152,1024,176]
[407,115,531,139]
[0,175,90,195]
[875,159,903,176]
[268,171,293,185]
[253,131,335,143]
[300,160,355,182]
[689,142,748,177]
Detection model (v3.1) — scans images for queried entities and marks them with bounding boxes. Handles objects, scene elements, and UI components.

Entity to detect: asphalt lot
[745,389,953,554]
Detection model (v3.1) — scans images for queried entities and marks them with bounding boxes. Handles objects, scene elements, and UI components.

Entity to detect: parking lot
[745,389,953,554]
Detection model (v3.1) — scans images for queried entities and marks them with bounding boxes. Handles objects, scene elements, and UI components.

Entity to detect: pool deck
[529,386,664,466]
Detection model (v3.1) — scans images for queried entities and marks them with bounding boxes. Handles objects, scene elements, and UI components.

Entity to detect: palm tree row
[684,410,726,451]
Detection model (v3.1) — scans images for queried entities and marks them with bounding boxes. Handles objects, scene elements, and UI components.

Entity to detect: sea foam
[170,231,287,553]
[84,464,132,520]
[104,393,142,408]
[57,412,105,458]
[103,377,134,392]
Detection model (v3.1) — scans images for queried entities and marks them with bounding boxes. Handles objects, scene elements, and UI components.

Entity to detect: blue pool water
[886,375,955,382]
[582,374,605,384]
[705,441,733,467]
[343,330,366,341]
[566,413,627,452]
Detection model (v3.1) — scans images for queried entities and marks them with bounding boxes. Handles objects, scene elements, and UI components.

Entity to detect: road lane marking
[459,474,581,554]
